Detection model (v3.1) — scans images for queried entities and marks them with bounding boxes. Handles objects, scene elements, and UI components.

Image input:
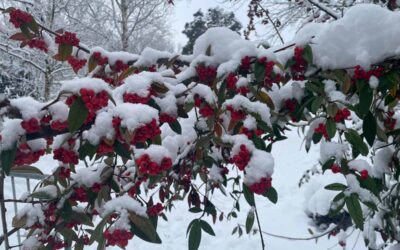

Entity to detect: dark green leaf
[188,220,202,250]
[324,183,347,191]
[129,213,161,244]
[245,211,255,234]
[113,141,131,159]
[169,120,182,134]
[67,97,88,132]
[302,45,313,65]
[200,220,215,236]
[243,184,255,206]
[345,129,369,156]
[345,194,364,230]
[263,187,278,204]
[363,111,376,146]
[1,143,17,175]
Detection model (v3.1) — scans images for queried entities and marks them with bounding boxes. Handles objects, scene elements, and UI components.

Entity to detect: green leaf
[263,187,278,204]
[242,184,255,206]
[1,143,17,175]
[254,62,265,84]
[345,129,369,156]
[169,119,182,134]
[58,44,73,61]
[326,119,336,139]
[218,80,227,105]
[30,191,53,200]
[324,183,347,191]
[129,213,161,244]
[311,96,323,113]
[245,211,255,234]
[200,220,215,236]
[189,207,203,213]
[67,97,88,132]
[9,165,44,176]
[113,141,131,159]
[89,214,110,244]
[188,220,202,250]
[321,158,335,172]
[363,111,376,146]
[345,194,364,230]
[355,84,373,118]
[78,142,98,160]
[302,45,313,65]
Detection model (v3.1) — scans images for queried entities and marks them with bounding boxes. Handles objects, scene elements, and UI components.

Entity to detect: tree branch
[307,0,339,20]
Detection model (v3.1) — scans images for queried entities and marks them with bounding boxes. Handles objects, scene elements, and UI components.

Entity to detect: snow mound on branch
[303,172,346,216]
[102,195,147,217]
[191,27,258,77]
[300,4,400,69]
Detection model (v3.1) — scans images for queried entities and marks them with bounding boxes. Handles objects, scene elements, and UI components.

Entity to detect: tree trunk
[120,0,129,51]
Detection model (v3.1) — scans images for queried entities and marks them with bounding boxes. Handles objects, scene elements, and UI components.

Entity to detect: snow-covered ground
[3,129,365,250]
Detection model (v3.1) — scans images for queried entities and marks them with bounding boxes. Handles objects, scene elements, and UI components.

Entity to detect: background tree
[182,7,242,54]
[0,0,172,100]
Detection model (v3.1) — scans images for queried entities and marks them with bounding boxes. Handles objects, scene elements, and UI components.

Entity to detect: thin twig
[254,202,266,250]
[0,228,19,246]
[256,3,284,44]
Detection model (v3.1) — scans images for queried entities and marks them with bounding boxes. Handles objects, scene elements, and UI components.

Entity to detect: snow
[16,204,45,227]
[135,145,173,163]
[223,95,271,125]
[0,118,25,150]
[72,163,108,187]
[244,150,274,185]
[60,77,112,94]
[102,195,147,217]
[320,140,348,164]
[112,103,159,130]
[297,4,400,69]
[10,97,44,120]
[134,47,172,67]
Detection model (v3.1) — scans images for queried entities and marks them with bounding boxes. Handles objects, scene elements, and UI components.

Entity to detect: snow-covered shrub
[1,4,400,250]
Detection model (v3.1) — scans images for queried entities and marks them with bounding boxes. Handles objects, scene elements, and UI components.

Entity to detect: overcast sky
[170,0,250,49]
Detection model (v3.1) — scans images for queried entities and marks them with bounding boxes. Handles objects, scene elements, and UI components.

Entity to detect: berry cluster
[241,127,264,139]
[131,119,161,144]
[67,56,87,72]
[331,164,341,174]
[80,89,109,111]
[123,90,153,104]
[55,32,80,46]
[53,148,79,164]
[78,88,109,124]
[291,47,307,81]
[71,187,87,202]
[360,169,369,180]
[136,154,172,176]
[226,105,246,121]
[147,203,164,216]
[104,229,133,248]
[58,167,71,179]
[50,120,68,131]
[196,65,217,85]
[249,177,272,194]
[240,56,252,72]
[113,60,129,72]
[334,108,351,123]
[9,9,32,28]
[27,38,48,53]
[385,111,396,130]
[159,113,177,123]
[314,123,329,140]
[97,141,114,155]
[353,65,384,80]
[258,57,282,87]
[232,144,251,171]
[14,143,45,166]
[92,52,108,65]
[21,118,40,133]
[40,236,66,250]
[226,73,238,90]
[194,95,215,117]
